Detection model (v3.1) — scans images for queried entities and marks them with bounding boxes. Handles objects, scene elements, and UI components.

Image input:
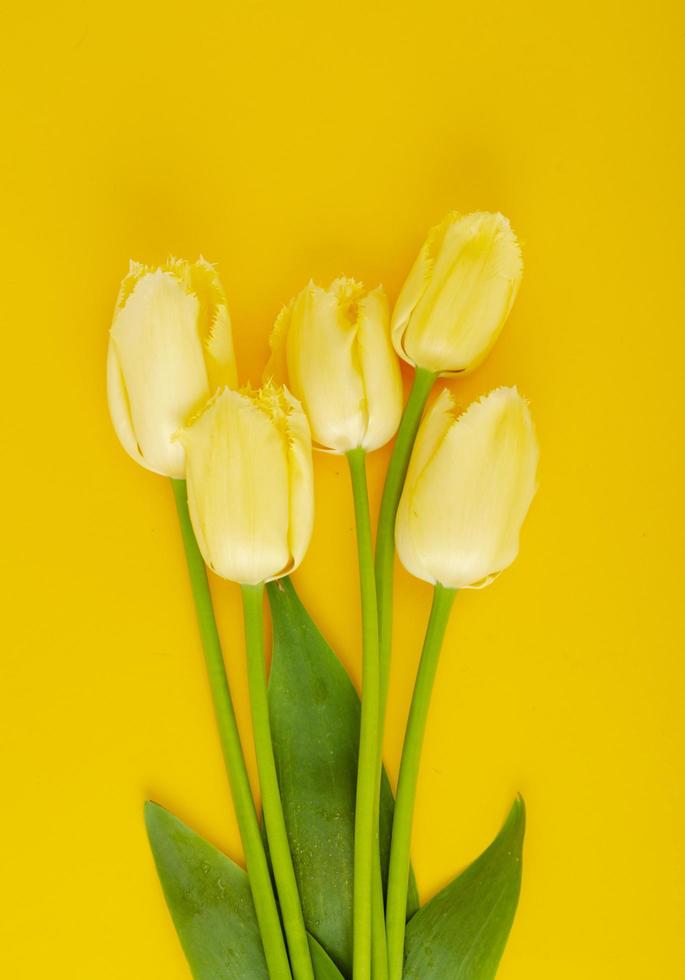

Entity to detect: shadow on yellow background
[1,1,683,976]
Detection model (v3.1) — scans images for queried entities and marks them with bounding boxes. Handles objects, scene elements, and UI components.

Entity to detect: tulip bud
[107,257,238,478]
[396,387,538,589]
[392,212,523,376]
[265,278,403,453]
[178,384,314,586]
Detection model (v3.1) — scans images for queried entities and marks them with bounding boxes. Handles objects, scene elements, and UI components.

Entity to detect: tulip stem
[170,480,292,980]
[347,447,383,980]
[371,864,389,980]
[385,584,457,980]
[370,367,435,975]
[375,366,436,736]
[241,582,315,980]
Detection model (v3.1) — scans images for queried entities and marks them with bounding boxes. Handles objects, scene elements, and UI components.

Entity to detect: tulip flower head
[392,212,523,376]
[396,386,538,589]
[266,278,403,453]
[107,257,237,478]
[178,383,314,586]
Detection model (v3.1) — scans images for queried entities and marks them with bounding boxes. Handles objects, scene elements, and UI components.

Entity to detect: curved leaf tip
[145,802,269,979]
[403,796,525,980]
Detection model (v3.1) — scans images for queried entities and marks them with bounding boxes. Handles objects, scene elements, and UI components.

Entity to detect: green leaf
[309,933,346,979]
[267,577,419,977]
[145,802,268,979]
[402,797,525,980]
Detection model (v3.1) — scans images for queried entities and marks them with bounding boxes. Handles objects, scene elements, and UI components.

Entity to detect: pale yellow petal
[180,388,291,585]
[285,280,366,452]
[395,388,456,584]
[269,277,403,453]
[106,343,148,470]
[188,257,238,389]
[403,387,456,490]
[205,302,238,389]
[264,299,294,387]
[404,213,522,374]
[396,387,538,588]
[280,386,314,578]
[356,286,403,451]
[115,259,148,311]
[110,270,211,477]
[391,211,459,363]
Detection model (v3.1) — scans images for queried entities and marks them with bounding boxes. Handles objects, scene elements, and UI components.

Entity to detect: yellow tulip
[178,383,314,586]
[107,257,237,478]
[266,278,403,453]
[392,212,523,375]
[396,386,538,588]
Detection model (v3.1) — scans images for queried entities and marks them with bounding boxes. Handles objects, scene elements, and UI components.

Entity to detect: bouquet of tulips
[107,211,538,980]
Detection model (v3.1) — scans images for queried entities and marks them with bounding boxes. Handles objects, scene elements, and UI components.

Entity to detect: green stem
[170,480,292,980]
[347,448,383,980]
[371,367,435,976]
[371,860,389,980]
[385,584,457,980]
[241,583,315,980]
[375,366,436,724]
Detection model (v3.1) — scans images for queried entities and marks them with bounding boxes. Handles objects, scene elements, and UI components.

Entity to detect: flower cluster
[108,212,536,592]
[108,210,539,980]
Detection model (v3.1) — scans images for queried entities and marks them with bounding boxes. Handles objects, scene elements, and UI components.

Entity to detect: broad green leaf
[267,577,419,977]
[309,933,346,979]
[403,797,525,980]
[145,802,268,979]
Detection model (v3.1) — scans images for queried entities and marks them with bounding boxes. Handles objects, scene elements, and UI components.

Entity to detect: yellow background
[1,1,683,976]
